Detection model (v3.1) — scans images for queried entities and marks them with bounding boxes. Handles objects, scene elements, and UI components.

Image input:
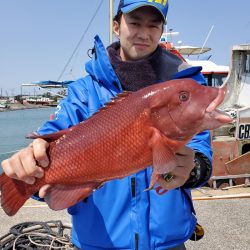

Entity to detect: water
[0,108,55,172]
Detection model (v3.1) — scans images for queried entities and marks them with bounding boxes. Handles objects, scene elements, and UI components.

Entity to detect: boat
[21,80,73,105]
[160,33,229,88]
[210,44,250,188]
[160,37,250,189]
[25,97,55,106]
[0,103,7,109]
[185,59,229,87]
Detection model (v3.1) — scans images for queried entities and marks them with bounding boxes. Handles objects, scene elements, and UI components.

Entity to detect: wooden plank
[193,193,250,201]
[211,174,250,180]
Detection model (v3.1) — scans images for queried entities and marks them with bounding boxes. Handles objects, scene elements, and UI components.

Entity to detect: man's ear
[113,21,120,38]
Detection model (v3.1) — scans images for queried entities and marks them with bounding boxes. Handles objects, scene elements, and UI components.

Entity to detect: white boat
[186,58,229,87]
[160,38,250,188]
[159,39,230,88]
[220,44,250,109]
[25,97,54,106]
[0,103,7,108]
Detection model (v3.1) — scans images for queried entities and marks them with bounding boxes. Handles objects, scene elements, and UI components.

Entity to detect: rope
[0,221,73,250]
[57,0,105,81]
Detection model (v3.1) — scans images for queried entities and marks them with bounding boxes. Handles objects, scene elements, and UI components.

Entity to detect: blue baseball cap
[116,0,169,23]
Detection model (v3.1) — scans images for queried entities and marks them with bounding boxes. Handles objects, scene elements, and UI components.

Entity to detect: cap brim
[121,3,166,23]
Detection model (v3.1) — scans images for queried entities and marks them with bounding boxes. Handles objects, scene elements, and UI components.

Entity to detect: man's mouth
[134,43,150,48]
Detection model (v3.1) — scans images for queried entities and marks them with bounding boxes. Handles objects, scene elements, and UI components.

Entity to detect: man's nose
[137,26,150,40]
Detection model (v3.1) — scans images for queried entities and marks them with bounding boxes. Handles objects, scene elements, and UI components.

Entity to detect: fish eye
[179,91,189,102]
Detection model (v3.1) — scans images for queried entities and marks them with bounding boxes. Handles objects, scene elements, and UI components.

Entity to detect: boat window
[204,73,228,87]
[244,53,250,74]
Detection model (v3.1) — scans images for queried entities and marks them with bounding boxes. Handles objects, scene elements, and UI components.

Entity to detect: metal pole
[109,0,113,44]
[198,25,214,59]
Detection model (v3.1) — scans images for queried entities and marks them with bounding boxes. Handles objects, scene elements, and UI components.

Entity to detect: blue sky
[0,0,249,96]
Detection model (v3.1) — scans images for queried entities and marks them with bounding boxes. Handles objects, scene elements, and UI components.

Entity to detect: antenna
[198,25,214,59]
[161,28,179,44]
[109,0,114,44]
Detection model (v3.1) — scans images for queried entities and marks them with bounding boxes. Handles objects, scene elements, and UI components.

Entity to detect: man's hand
[157,146,195,190]
[1,138,49,185]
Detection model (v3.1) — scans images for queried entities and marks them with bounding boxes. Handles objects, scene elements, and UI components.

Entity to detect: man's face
[113,6,164,61]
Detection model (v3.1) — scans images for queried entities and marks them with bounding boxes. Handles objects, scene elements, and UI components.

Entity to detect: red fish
[0,79,232,216]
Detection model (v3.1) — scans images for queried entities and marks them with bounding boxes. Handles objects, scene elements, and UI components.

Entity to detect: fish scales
[0,78,233,216]
[45,92,153,184]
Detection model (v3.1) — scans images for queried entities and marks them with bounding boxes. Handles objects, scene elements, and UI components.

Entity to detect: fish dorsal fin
[110,91,132,103]
[115,91,132,98]
[92,91,133,116]
[25,127,72,142]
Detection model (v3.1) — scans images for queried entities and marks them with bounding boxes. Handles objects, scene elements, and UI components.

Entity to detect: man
[1,1,212,249]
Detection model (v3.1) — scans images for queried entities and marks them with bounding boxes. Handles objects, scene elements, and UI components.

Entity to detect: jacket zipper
[131,177,136,197]
[135,233,139,250]
[131,178,138,249]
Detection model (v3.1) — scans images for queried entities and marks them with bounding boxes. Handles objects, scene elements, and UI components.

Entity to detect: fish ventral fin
[148,128,177,189]
[44,182,104,210]
[92,91,133,116]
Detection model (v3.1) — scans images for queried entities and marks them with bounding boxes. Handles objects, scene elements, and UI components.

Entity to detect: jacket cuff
[32,192,45,202]
[182,152,212,189]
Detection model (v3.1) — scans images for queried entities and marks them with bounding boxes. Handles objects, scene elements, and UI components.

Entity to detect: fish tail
[0,174,31,216]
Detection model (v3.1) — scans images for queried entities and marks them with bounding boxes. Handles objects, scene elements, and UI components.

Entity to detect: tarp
[22,80,74,88]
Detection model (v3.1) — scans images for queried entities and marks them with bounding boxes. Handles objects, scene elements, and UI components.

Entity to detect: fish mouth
[205,84,233,124]
[206,84,227,113]
[207,109,233,124]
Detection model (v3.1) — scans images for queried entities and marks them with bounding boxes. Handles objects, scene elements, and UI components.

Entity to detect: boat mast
[109,0,114,44]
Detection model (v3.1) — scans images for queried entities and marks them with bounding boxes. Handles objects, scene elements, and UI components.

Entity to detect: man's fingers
[1,139,49,185]
[39,184,52,198]
[158,146,196,190]
[32,139,50,168]
[1,158,17,178]
[157,174,185,190]
[175,146,195,170]
[19,147,42,178]
[176,146,194,156]
[2,152,36,184]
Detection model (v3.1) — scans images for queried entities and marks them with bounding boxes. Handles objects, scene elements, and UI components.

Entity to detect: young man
[2,1,212,249]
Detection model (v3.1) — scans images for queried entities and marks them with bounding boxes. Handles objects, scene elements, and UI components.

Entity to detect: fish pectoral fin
[44,182,102,211]
[148,170,160,190]
[150,128,177,175]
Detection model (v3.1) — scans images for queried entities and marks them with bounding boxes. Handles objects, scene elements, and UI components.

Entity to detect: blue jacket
[38,35,212,250]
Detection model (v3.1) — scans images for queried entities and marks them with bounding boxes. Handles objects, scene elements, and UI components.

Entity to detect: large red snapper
[0,78,232,216]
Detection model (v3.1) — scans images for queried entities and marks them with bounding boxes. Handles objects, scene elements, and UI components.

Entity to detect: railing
[211,174,250,189]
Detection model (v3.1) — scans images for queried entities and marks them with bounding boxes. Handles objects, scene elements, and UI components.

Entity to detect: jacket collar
[85,35,123,94]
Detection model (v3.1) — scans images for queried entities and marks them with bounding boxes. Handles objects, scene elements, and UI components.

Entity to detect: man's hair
[113,11,122,24]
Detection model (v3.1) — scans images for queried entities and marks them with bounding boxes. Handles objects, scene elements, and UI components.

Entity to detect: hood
[85,35,123,93]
